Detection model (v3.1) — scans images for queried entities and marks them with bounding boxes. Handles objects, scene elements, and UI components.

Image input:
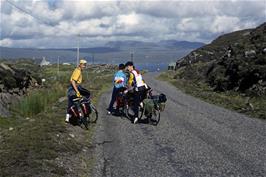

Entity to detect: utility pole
[57,56,60,76]
[92,53,95,65]
[130,50,134,62]
[77,34,80,67]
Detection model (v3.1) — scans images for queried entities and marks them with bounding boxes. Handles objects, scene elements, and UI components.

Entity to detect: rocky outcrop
[0,62,40,117]
[176,22,266,96]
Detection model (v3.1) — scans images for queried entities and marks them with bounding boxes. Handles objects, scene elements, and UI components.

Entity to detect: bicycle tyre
[123,104,130,119]
[88,103,98,123]
[151,108,160,126]
[82,117,89,130]
[139,107,144,119]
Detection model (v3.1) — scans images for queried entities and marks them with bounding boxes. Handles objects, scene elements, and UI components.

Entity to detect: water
[135,63,168,72]
[87,61,169,72]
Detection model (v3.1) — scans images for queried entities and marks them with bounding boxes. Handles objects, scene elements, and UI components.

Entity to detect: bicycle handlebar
[72,97,83,102]
[72,95,92,102]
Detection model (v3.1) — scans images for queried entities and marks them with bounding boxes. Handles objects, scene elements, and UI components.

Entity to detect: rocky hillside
[0,60,41,117]
[176,22,266,96]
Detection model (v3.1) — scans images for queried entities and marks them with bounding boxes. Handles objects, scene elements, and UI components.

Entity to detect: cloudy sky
[0,0,265,48]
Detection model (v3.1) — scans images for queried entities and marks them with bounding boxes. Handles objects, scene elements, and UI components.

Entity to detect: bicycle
[115,89,132,119]
[116,88,151,122]
[139,90,166,126]
[69,96,98,130]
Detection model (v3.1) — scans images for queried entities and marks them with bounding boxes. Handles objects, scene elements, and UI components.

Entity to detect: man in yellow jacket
[65,59,90,123]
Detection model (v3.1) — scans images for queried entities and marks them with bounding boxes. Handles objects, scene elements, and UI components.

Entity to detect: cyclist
[65,59,90,123]
[125,61,148,124]
[107,63,127,115]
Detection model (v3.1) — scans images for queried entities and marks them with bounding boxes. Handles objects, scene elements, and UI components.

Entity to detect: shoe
[134,117,138,124]
[65,114,70,123]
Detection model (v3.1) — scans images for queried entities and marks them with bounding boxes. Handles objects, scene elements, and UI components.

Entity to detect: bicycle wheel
[123,104,130,119]
[151,108,160,126]
[88,103,98,123]
[82,117,89,130]
[139,107,144,119]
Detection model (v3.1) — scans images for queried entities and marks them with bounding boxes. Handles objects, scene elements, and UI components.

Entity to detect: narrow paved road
[92,72,266,177]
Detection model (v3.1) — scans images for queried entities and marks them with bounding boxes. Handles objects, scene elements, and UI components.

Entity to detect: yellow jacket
[70,67,82,84]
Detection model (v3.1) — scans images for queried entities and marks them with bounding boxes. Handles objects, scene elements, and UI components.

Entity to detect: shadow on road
[109,111,157,126]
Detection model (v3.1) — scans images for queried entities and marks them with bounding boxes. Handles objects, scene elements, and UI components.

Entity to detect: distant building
[39,57,50,67]
[168,62,176,70]
[62,63,71,65]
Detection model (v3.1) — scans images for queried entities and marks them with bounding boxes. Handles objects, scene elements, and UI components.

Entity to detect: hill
[160,22,266,119]
[176,22,266,95]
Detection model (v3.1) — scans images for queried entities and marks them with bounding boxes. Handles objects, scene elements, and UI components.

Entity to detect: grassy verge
[0,64,115,177]
[12,82,65,117]
[158,71,266,119]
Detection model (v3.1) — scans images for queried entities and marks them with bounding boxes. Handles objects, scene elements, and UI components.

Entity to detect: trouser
[67,85,90,111]
[108,86,125,112]
[133,85,146,118]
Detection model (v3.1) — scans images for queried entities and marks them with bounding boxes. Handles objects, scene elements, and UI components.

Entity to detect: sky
[0,0,265,48]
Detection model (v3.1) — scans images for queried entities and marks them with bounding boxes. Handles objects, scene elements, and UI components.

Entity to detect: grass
[158,71,266,119]
[12,82,65,117]
[0,63,115,177]
[0,105,82,177]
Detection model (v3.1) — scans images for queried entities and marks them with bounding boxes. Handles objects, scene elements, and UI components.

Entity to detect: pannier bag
[143,98,154,116]
[151,93,167,104]
[81,100,91,116]
[69,105,79,118]
[143,93,167,116]
[144,93,167,113]
[157,102,166,111]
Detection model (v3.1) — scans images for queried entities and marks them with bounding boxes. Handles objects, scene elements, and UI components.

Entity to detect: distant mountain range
[105,40,204,50]
[0,40,205,64]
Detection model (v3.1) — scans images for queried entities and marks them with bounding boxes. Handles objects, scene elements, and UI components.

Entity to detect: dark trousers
[108,87,125,112]
[67,85,90,111]
[133,85,148,117]
[133,91,142,118]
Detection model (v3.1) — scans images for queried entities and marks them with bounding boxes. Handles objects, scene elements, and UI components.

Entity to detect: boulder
[0,61,41,117]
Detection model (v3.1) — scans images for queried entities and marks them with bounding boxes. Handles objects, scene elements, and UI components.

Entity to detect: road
[92,72,266,177]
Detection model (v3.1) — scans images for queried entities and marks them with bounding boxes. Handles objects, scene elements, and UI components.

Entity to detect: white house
[40,57,50,67]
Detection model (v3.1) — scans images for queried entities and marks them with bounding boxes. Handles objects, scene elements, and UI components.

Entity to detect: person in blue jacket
[107,63,127,114]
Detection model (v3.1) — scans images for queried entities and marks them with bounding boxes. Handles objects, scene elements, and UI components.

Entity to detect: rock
[0,84,4,91]
[9,127,14,131]
[244,50,256,58]
[69,133,75,138]
[0,61,42,117]
[13,88,20,95]
[0,63,15,75]
[248,103,254,111]
[58,97,67,103]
